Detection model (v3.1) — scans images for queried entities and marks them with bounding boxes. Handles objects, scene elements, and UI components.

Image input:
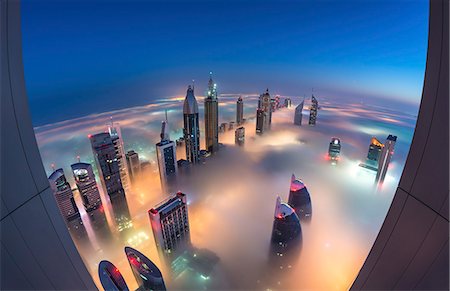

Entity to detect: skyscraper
[71,162,102,212]
[125,247,166,291]
[308,95,318,126]
[271,196,302,252]
[287,174,312,219]
[256,108,265,135]
[235,126,245,146]
[259,88,272,130]
[294,100,304,125]
[365,137,384,171]
[125,150,141,183]
[183,85,200,164]
[156,118,178,190]
[236,96,244,125]
[149,192,190,257]
[204,72,219,153]
[108,121,130,189]
[284,98,292,108]
[376,135,397,183]
[328,137,341,161]
[98,260,130,291]
[90,132,125,199]
[48,168,80,222]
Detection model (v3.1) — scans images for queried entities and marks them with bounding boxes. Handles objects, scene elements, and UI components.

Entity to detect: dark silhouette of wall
[0,1,96,289]
[351,0,449,289]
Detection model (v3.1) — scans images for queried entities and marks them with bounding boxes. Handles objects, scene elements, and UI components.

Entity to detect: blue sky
[22,0,428,126]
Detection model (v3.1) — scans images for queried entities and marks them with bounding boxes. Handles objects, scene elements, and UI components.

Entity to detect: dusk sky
[22,0,428,126]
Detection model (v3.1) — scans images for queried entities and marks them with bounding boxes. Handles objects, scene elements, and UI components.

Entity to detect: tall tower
[48,168,80,222]
[294,99,304,125]
[308,95,318,125]
[288,174,312,219]
[90,132,125,199]
[125,247,166,291]
[204,72,219,153]
[271,196,301,252]
[376,135,397,183]
[125,150,141,183]
[236,96,244,125]
[71,162,102,212]
[156,115,178,191]
[108,121,130,189]
[259,88,272,130]
[235,126,245,146]
[366,137,384,170]
[149,192,191,257]
[256,108,265,135]
[183,85,200,164]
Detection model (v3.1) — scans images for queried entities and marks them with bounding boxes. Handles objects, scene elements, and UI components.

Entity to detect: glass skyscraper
[204,72,219,153]
[183,86,200,164]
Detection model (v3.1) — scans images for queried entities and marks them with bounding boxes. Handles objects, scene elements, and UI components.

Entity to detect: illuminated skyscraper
[259,88,272,130]
[90,132,126,199]
[125,150,141,183]
[294,100,304,125]
[71,162,102,212]
[156,117,178,190]
[149,192,190,257]
[108,121,130,189]
[328,137,341,161]
[271,196,301,251]
[236,96,244,125]
[287,174,312,219]
[183,85,200,164]
[365,137,384,171]
[235,126,245,146]
[256,108,265,135]
[204,72,219,153]
[125,247,166,291]
[48,168,80,222]
[98,260,130,291]
[284,98,292,108]
[308,95,318,126]
[376,135,397,183]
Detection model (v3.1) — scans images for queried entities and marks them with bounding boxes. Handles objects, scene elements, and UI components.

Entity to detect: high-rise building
[149,192,190,257]
[156,119,178,190]
[284,98,292,108]
[48,168,80,222]
[308,95,318,126]
[376,135,397,183]
[125,150,141,183]
[204,72,219,153]
[71,162,102,212]
[259,88,272,130]
[287,174,312,219]
[294,100,304,125]
[183,85,200,164]
[98,260,130,291]
[110,191,133,232]
[236,96,244,125]
[328,137,341,161]
[365,137,384,171]
[275,95,281,109]
[108,121,130,189]
[235,126,245,146]
[125,247,166,291]
[256,108,265,135]
[271,196,302,251]
[90,132,126,199]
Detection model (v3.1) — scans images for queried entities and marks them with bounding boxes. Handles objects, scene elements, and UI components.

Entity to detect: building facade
[287,174,312,219]
[183,86,200,164]
[156,120,178,191]
[204,72,219,153]
[256,108,265,135]
[48,168,80,222]
[236,96,244,125]
[235,126,245,146]
[90,132,126,199]
[108,122,130,189]
[294,100,304,125]
[271,196,302,251]
[259,88,272,130]
[125,150,141,183]
[71,162,102,212]
[328,137,341,161]
[149,192,191,257]
[125,247,166,291]
[376,135,397,183]
[308,95,318,126]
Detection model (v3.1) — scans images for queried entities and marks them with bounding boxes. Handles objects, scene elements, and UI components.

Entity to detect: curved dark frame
[1,0,448,290]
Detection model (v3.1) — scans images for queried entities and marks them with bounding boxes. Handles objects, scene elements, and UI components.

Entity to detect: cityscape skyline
[22,0,428,126]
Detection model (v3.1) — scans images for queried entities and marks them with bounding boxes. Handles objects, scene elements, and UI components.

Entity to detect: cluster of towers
[293,94,319,126]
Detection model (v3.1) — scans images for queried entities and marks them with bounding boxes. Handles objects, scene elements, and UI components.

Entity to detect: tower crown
[183,85,199,114]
